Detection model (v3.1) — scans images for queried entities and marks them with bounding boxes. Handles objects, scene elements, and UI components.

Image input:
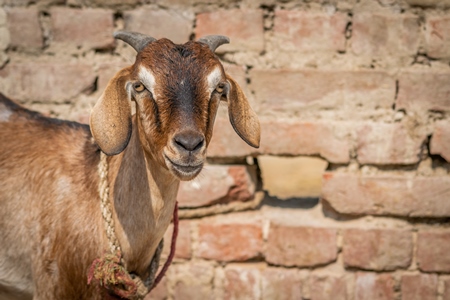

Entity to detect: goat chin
[163,151,205,181]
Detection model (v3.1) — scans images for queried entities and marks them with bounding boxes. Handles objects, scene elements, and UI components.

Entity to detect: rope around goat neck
[98,152,121,254]
[90,151,178,299]
[91,152,148,299]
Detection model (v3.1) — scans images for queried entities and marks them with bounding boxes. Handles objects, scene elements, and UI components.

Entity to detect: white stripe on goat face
[206,66,222,96]
[139,66,157,98]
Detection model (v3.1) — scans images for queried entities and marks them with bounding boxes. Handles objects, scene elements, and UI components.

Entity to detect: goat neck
[106,115,179,276]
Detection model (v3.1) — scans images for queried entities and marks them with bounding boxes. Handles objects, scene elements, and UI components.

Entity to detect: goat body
[0,32,260,300]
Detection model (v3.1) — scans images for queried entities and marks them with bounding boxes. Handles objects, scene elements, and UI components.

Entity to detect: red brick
[1,0,31,4]
[356,122,426,165]
[6,7,43,50]
[208,117,350,163]
[162,220,191,260]
[274,10,348,52]
[124,8,193,44]
[223,63,249,97]
[169,262,215,300]
[430,120,450,162]
[266,224,337,267]
[207,116,258,158]
[4,0,64,4]
[401,274,437,300]
[352,12,420,57]
[144,276,168,300]
[97,62,130,95]
[0,9,9,53]
[197,222,262,261]
[322,173,450,217]
[73,0,141,7]
[0,62,95,103]
[195,9,264,52]
[261,267,303,300]
[249,69,395,115]
[443,277,450,300]
[426,14,450,58]
[155,0,239,5]
[310,273,349,300]
[417,230,450,272]
[50,7,114,50]
[397,71,450,112]
[260,120,350,163]
[355,273,395,300]
[343,228,412,271]
[223,264,263,300]
[177,165,255,208]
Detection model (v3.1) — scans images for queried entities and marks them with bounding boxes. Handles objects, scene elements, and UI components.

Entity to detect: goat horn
[114,31,156,53]
[198,35,230,52]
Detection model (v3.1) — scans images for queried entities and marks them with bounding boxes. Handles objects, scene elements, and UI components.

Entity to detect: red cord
[150,201,179,290]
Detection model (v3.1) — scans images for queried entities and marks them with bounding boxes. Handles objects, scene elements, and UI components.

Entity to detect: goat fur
[0,34,260,300]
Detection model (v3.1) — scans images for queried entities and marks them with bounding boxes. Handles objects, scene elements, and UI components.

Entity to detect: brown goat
[0,31,260,300]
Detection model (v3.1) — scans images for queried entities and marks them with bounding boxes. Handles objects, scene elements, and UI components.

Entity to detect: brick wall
[1,0,450,299]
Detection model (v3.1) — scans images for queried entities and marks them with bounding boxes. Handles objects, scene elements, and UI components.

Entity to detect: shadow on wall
[261,193,319,209]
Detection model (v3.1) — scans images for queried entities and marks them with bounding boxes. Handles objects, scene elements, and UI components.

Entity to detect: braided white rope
[98,152,121,254]
[98,151,148,299]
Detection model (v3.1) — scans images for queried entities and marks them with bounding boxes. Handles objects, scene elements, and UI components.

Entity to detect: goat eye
[134,83,145,92]
[215,83,225,94]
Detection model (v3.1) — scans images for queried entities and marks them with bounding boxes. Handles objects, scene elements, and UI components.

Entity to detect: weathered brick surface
[208,117,350,163]
[124,8,193,44]
[169,262,215,299]
[261,267,303,300]
[443,277,450,300]
[426,14,450,58]
[144,276,168,300]
[356,122,426,165]
[96,62,130,94]
[266,223,337,267]
[207,116,256,158]
[223,264,263,300]
[197,221,262,261]
[259,156,328,199]
[2,1,450,297]
[177,165,255,207]
[417,230,450,272]
[343,228,413,271]
[401,274,438,300]
[397,71,450,112]
[195,9,264,52]
[352,12,420,57]
[355,273,395,300]
[310,273,349,300]
[50,7,114,50]
[259,120,350,163]
[273,10,348,52]
[0,63,95,103]
[163,220,191,260]
[6,7,43,50]
[249,69,395,116]
[0,9,9,60]
[69,0,141,7]
[322,173,450,217]
[430,120,450,162]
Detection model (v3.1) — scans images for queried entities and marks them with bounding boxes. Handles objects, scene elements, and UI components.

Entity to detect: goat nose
[174,132,205,152]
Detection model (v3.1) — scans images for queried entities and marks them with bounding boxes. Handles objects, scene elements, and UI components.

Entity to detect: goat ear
[90,67,132,155]
[224,74,260,148]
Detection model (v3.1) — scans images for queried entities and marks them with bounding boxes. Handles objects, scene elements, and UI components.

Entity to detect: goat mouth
[164,155,203,180]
